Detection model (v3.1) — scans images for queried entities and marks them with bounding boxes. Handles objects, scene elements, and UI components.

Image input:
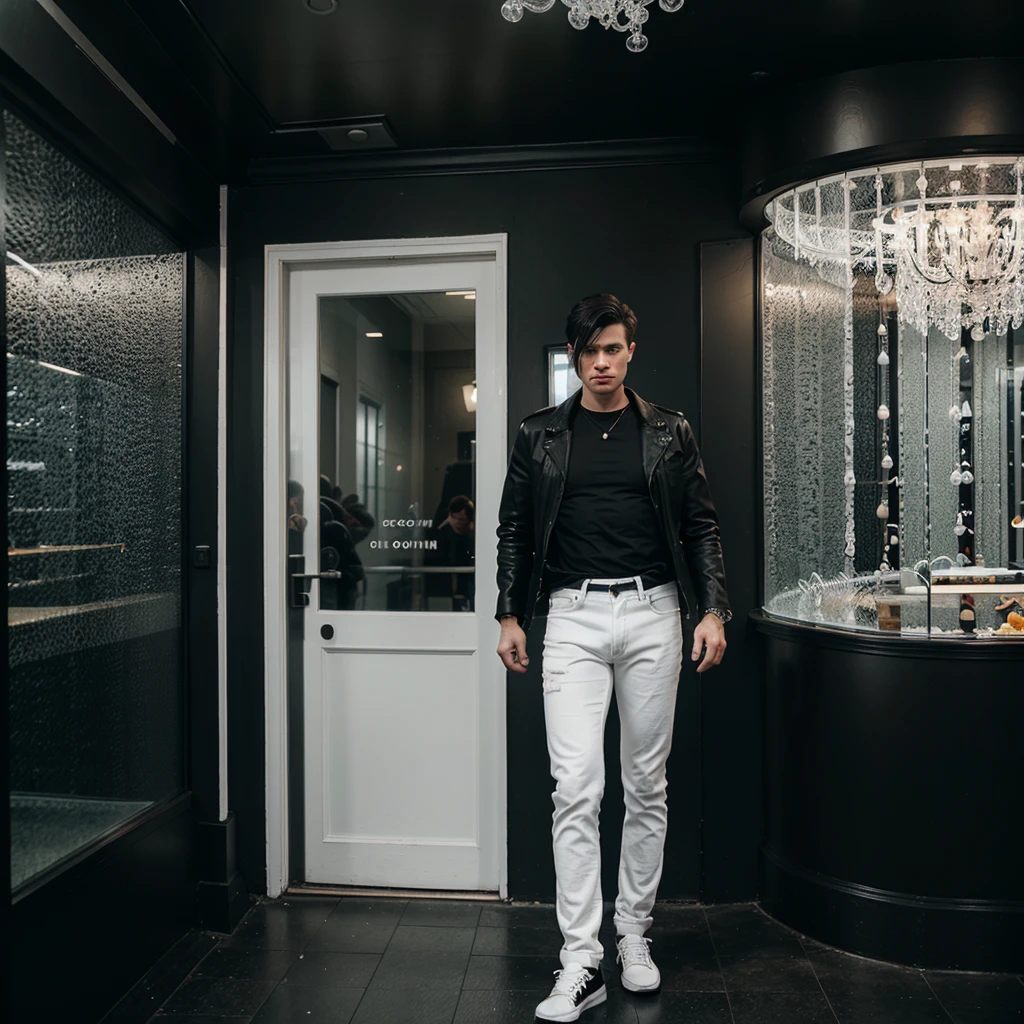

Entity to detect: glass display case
[761,156,1024,638]
[5,108,185,889]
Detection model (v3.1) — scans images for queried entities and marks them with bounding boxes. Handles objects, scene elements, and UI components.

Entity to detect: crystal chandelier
[500,0,684,53]
[766,157,1024,340]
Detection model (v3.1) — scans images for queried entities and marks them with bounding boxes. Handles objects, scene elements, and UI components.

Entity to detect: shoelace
[616,936,654,969]
[551,967,592,1000]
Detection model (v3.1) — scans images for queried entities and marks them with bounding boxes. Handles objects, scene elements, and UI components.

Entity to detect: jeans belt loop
[634,575,646,601]
[580,578,591,601]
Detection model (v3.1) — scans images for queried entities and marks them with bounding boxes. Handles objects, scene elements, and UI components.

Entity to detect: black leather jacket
[495,387,730,634]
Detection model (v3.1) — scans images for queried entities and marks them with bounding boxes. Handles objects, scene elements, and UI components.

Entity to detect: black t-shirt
[544,399,676,592]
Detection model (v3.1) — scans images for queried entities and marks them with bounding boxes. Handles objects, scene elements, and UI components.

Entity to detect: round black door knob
[320,624,334,640]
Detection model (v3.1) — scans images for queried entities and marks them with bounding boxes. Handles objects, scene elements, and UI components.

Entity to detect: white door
[284,247,506,891]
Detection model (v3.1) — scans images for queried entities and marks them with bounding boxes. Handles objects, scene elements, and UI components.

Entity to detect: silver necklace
[579,403,629,440]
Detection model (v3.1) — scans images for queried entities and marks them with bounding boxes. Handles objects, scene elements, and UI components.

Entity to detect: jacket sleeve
[676,418,731,616]
[495,421,536,623]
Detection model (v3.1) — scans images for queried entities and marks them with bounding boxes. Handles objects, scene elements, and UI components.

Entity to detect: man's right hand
[496,617,529,673]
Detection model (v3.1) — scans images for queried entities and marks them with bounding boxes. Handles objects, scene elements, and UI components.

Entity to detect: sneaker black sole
[535,984,608,1022]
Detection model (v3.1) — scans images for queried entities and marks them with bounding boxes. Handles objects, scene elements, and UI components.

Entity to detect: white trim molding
[263,234,509,898]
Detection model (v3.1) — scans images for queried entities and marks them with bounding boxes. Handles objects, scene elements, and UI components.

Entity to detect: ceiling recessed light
[366,332,383,338]
[347,128,369,143]
[305,0,338,14]
[463,294,476,300]
[445,291,474,296]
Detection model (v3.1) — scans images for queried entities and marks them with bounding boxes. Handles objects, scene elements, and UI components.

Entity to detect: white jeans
[542,577,684,970]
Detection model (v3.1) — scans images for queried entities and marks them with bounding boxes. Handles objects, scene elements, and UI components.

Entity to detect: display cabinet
[761,156,1024,639]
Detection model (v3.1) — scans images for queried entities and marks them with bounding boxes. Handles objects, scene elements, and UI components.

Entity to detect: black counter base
[761,843,1024,973]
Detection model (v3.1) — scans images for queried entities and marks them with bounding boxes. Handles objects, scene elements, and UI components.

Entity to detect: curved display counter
[752,610,1024,971]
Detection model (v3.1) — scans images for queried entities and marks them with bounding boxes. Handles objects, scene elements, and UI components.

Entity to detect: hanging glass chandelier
[766,157,1024,340]
[499,0,684,53]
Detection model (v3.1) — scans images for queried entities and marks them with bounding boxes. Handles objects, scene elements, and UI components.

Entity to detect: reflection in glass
[317,292,476,612]
[5,108,185,889]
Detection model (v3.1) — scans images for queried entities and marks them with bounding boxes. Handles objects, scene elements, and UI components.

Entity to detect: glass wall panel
[4,109,185,889]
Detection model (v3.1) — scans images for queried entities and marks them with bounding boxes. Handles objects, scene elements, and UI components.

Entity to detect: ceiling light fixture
[366,332,383,338]
[500,0,684,52]
[304,0,338,14]
[766,156,1024,340]
[445,291,475,296]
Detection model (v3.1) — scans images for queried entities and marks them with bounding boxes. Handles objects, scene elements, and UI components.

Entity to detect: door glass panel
[317,291,476,612]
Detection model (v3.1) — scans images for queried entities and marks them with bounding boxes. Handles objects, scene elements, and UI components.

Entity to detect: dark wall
[227,157,757,901]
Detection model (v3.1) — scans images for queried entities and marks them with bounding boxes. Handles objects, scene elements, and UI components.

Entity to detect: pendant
[602,433,609,440]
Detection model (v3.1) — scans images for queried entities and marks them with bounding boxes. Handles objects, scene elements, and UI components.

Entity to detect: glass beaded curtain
[4,108,186,889]
[761,157,1024,638]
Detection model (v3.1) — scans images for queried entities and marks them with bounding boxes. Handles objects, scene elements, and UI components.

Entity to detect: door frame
[263,234,509,898]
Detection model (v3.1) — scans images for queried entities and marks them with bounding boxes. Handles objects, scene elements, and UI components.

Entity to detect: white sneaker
[615,934,661,992]
[534,965,607,1022]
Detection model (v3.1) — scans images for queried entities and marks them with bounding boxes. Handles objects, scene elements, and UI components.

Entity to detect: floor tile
[399,901,483,928]
[730,991,839,1023]
[929,973,1024,1024]
[305,917,398,954]
[653,955,726,993]
[250,985,364,1023]
[631,991,732,1023]
[190,947,299,982]
[328,899,409,924]
[280,951,381,988]
[828,991,954,1023]
[643,928,718,963]
[350,987,460,1024]
[111,932,221,1024]
[706,904,806,958]
[367,950,470,990]
[719,953,822,993]
[925,971,1024,1008]
[810,949,929,992]
[453,989,552,1024]
[944,1006,1024,1024]
[477,904,561,930]
[159,978,278,1016]
[648,904,712,934]
[387,925,477,954]
[462,954,559,991]
[472,925,563,957]
[151,1017,252,1023]
[216,899,340,951]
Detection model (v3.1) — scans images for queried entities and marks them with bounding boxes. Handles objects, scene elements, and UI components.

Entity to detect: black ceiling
[3,0,1020,242]
[120,0,1019,167]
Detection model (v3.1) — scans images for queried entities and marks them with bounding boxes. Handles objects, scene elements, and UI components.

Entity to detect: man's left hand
[691,613,727,673]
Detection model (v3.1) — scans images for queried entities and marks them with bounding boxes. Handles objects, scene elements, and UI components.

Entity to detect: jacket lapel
[542,390,579,478]
[629,388,674,484]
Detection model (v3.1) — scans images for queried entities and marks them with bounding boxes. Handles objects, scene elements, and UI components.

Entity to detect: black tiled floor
[141,898,1022,1024]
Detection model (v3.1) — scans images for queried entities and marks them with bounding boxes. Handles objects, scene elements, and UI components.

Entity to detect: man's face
[571,323,634,398]
[449,508,473,535]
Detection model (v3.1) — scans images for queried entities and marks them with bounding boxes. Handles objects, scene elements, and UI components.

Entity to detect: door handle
[289,569,344,608]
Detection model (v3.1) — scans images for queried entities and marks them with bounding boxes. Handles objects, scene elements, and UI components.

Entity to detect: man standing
[495,294,731,1022]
